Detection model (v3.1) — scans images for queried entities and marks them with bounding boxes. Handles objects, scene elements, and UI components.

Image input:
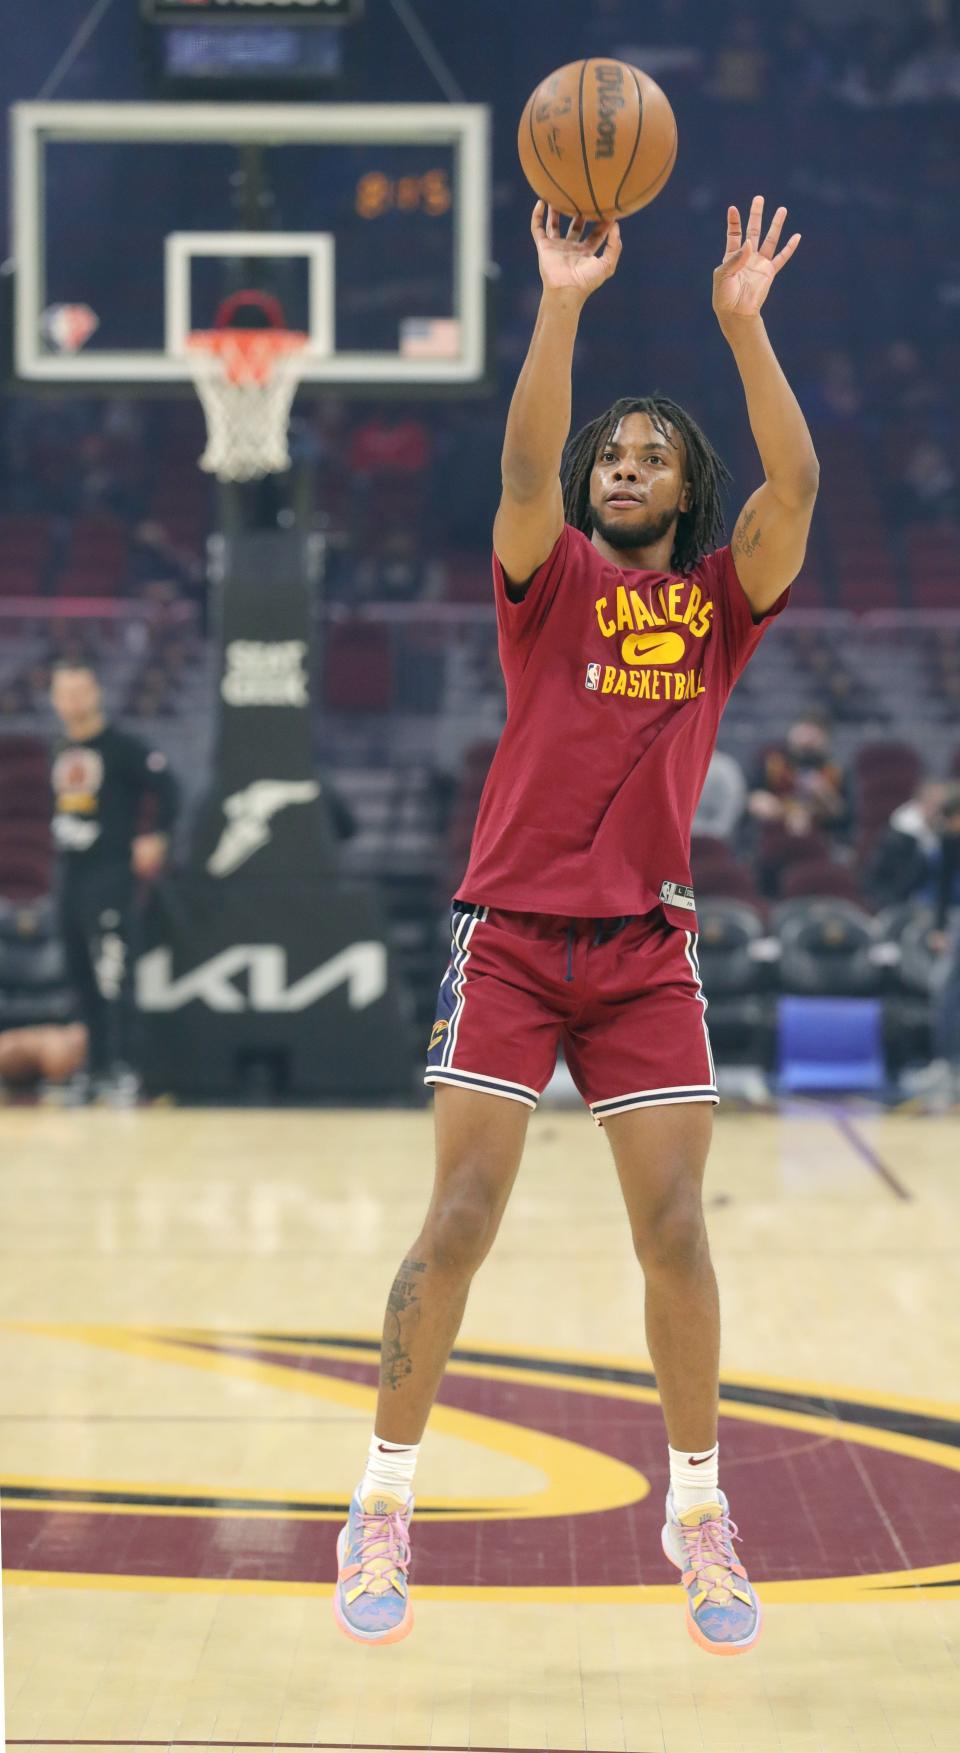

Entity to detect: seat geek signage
[143,0,361,20]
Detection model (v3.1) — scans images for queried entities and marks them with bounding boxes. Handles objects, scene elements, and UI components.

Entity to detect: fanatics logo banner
[585,663,601,692]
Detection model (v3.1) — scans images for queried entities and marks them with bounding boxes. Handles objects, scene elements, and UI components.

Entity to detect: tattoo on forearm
[381,1256,427,1391]
[732,507,762,561]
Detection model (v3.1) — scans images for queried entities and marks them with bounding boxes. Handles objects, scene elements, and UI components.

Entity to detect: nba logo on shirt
[585,663,601,691]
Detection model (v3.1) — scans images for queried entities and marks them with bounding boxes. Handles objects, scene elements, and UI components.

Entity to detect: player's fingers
[531,200,547,241]
[600,221,622,264]
[566,212,588,241]
[745,194,764,245]
[719,239,753,272]
[761,205,788,257]
[772,232,802,272]
[725,205,742,249]
[546,205,562,240]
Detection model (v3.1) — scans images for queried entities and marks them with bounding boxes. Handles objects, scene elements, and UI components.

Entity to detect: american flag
[399,318,462,361]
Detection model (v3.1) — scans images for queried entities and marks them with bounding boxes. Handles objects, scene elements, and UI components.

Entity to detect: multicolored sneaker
[661,1490,762,1656]
[333,1488,414,1644]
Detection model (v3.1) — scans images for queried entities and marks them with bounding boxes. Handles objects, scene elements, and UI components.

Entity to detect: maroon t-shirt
[458,523,789,926]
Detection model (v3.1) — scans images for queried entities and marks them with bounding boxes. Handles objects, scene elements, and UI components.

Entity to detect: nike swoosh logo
[688,1450,718,1465]
[377,1443,412,1453]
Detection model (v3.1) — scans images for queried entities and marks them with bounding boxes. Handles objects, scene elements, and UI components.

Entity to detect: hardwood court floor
[0,1101,957,1752]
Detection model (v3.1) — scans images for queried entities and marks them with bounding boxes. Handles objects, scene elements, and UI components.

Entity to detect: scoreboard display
[141,0,362,87]
[142,1,361,19]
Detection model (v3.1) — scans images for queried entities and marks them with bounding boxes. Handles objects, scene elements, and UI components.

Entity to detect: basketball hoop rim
[185,326,310,387]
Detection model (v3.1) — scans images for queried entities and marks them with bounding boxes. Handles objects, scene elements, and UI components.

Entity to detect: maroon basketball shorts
[424,901,718,1123]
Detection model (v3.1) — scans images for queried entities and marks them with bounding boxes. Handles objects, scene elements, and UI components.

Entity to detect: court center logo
[2,1328,957,1602]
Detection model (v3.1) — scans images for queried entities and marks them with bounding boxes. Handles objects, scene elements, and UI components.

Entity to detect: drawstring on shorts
[564,916,630,982]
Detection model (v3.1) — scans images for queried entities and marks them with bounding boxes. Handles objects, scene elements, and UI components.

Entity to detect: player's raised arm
[713,196,820,615]
[494,202,621,591]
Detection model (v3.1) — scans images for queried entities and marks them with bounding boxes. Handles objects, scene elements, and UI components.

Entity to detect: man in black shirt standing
[50,660,179,1101]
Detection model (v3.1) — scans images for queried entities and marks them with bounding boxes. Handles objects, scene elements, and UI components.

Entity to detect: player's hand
[131,833,167,881]
[531,202,621,301]
[713,196,801,324]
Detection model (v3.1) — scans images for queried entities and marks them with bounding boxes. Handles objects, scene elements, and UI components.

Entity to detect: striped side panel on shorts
[683,929,717,1087]
[440,903,489,1069]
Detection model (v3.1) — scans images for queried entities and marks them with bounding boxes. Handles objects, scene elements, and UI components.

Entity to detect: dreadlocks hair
[560,395,731,575]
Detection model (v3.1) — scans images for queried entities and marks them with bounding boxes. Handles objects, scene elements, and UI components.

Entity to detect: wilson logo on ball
[594,64,626,160]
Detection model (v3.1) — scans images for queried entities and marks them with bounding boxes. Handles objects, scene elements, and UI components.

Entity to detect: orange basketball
[518,59,678,223]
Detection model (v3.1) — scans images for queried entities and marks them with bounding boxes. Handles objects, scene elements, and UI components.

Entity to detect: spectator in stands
[866,779,950,910]
[906,788,960,1108]
[835,22,905,107]
[49,660,179,1104]
[354,530,436,604]
[866,339,947,427]
[706,10,770,103]
[347,406,432,479]
[892,19,960,104]
[899,439,958,526]
[0,1024,87,1096]
[748,713,850,837]
[131,521,202,594]
[774,16,834,109]
[692,750,747,841]
[802,348,863,426]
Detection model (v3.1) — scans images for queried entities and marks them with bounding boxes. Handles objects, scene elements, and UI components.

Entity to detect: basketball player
[50,660,178,1101]
[335,197,818,1654]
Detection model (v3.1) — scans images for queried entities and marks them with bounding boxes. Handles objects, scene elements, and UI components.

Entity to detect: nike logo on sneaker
[687,1448,718,1465]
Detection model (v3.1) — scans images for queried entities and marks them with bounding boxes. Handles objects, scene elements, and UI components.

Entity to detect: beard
[591,500,681,552]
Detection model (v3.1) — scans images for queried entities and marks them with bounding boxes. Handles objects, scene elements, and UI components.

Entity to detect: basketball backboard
[11,101,490,392]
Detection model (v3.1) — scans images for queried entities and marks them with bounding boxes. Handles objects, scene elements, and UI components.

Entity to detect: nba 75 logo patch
[585,663,601,691]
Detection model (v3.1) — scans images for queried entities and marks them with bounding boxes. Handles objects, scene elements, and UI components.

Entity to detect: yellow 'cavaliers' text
[591,581,713,703]
[594,582,714,643]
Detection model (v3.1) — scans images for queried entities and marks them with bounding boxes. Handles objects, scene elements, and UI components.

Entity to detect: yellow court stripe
[6,1321,649,1522]
[9,1319,960,1498]
[158,1332,960,1480]
[161,1325,960,1424]
[5,1564,959,1604]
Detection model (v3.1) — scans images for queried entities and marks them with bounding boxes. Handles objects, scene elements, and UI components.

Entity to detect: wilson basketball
[518,59,677,223]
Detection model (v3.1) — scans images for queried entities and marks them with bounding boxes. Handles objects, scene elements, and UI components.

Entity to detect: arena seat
[0,900,71,1028]
[55,565,123,598]
[855,741,923,797]
[774,899,881,997]
[694,900,767,992]
[0,564,44,596]
[780,861,865,906]
[695,864,763,907]
[323,620,395,712]
[0,849,53,903]
[777,995,885,1093]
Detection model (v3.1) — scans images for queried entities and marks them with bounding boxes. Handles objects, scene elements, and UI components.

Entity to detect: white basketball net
[186,330,309,484]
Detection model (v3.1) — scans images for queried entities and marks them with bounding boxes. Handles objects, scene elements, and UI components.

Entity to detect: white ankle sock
[668,1442,720,1514]
[359,1433,419,1505]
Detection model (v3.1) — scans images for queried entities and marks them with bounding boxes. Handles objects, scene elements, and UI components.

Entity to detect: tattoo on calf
[381,1256,428,1391]
[732,507,762,561]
